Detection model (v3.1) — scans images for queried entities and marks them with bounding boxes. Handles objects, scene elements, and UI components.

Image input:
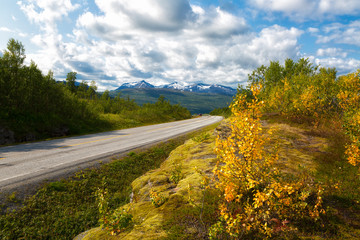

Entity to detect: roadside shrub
[211,84,325,239]
[96,183,133,235]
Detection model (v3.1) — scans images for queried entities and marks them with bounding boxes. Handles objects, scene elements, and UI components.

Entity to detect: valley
[110,87,233,114]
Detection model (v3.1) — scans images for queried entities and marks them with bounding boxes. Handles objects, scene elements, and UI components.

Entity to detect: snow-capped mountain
[116,80,155,90]
[165,82,236,95]
[116,80,236,95]
[162,81,188,90]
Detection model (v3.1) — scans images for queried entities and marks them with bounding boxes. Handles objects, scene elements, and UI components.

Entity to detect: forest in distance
[0,39,192,144]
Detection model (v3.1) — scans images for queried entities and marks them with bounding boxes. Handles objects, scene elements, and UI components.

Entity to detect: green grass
[0,139,185,239]
[0,125,218,240]
[312,128,360,239]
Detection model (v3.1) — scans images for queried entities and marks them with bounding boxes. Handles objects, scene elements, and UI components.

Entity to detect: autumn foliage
[248,58,360,167]
[337,70,360,167]
[211,83,325,238]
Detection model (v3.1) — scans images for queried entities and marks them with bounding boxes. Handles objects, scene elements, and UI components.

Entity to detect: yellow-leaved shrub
[337,71,360,167]
[210,84,325,239]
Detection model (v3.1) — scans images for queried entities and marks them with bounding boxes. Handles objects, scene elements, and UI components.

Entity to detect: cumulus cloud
[316,20,360,46]
[188,6,249,39]
[252,0,315,15]
[18,0,80,32]
[316,48,347,58]
[71,2,304,89]
[76,0,194,42]
[314,57,360,74]
[76,1,248,40]
[318,0,360,15]
[250,0,360,21]
[18,0,84,77]
[17,0,307,90]
[245,25,303,64]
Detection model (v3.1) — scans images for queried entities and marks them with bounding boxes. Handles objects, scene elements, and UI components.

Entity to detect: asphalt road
[0,116,222,192]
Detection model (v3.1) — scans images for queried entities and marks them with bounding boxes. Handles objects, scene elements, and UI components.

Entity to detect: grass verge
[78,127,221,240]
[0,125,218,240]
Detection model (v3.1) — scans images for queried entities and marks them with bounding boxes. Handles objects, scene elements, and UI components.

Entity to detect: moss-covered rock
[77,129,218,240]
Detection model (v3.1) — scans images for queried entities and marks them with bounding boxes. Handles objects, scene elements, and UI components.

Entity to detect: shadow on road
[0,131,128,153]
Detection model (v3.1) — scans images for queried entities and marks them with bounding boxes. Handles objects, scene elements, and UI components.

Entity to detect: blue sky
[1,0,360,91]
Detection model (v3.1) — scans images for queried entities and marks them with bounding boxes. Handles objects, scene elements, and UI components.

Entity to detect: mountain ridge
[115,80,237,95]
[109,88,233,114]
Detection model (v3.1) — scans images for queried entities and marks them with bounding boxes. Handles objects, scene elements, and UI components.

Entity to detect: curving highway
[0,116,222,191]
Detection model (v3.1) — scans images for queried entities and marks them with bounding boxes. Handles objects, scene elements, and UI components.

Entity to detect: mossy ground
[79,118,360,239]
[79,131,218,240]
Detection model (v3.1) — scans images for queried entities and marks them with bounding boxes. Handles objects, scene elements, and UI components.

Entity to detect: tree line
[0,39,191,143]
[246,58,360,167]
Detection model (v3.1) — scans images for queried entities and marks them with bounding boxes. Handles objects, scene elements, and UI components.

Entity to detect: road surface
[0,116,222,191]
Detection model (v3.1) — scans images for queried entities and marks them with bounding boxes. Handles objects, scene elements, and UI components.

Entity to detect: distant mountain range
[115,80,237,95]
[110,80,236,114]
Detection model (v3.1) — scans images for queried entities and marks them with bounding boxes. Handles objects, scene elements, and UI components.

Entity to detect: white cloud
[196,44,220,68]
[0,26,27,38]
[18,0,81,77]
[316,20,360,46]
[188,6,248,39]
[76,0,193,40]
[319,0,360,15]
[77,1,247,40]
[0,27,13,32]
[314,57,360,74]
[308,27,319,34]
[250,0,360,20]
[248,25,303,63]
[17,0,79,32]
[316,48,347,58]
[18,32,28,37]
[18,0,306,90]
[253,0,315,14]
[71,2,263,88]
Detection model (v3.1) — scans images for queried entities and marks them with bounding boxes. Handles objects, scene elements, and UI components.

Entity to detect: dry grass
[266,122,328,175]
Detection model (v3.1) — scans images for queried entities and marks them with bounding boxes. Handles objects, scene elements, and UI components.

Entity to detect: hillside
[110,88,234,114]
[76,117,360,239]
